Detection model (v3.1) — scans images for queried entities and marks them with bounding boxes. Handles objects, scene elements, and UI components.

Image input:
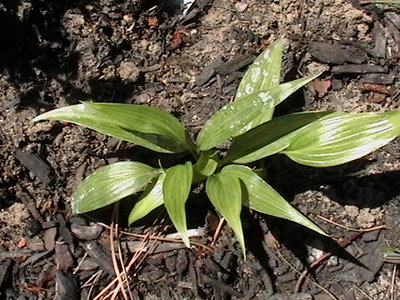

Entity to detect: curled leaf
[128,173,166,225]
[192,150,219,183]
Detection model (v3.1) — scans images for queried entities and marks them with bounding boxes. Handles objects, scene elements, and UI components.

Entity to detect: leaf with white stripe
[283,110,400,167]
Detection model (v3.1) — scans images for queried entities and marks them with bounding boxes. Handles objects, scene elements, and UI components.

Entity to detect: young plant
[33,39,400,256]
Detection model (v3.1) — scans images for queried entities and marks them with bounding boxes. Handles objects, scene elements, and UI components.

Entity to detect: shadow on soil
[267,155,400,208]
[0,0,160,109]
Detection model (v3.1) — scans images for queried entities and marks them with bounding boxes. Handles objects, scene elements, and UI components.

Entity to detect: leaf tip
[180,232,191,248]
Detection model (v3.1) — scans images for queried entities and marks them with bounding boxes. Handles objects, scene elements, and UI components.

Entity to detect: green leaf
[221,165,327,236]
[206,173,246,258]
[234,39,283,130]
[163,162,193,247]
[235,39,283,101]
[223,111,333,164]
[33,102,194,154]
[128,172,166,225]
[283,110,400,167]
[192,150,219,183]
[197,75,320,151]
[234,74,322,136]
[72,162,160,214]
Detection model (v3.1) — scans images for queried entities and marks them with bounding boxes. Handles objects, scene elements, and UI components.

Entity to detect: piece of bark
[367,92,387,103]
[202,274,244,297]
[309,41,367,64]
[70,223,103,240]
[14,150,53,185]
[26,236,45,252]
[19,251,49,268]
[55,243,74,271]
[56,214,74,245]
[386,12,400,29]
[385,17,400,44]
[360,73,395,85]
[195,57,224,86]
[54,270,79,300]
[16,183,43,222]
[332,64,387,74]
[82,241,114,275]
[361,83,390,95]
[43,227,57,252]
[373,22,387,58]
[121,240,187,254]
[215,55,254,75]
[0,246,11,291]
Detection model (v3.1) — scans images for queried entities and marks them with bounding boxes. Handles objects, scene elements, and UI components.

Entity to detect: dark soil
[1,0,400,299]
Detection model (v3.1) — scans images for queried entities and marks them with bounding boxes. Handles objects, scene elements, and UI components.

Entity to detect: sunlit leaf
[235,39,283,101]
[234,39,283,130]
[128,173,166,225]
[283,110,400,167]
[33,102,194,154]
[163,162,193,247]
[197,75,320,151]
[206,172,246,258]
[72,162,160,214]
[221,165,327,236]
[234,74,322,136]
[223,111,333,164]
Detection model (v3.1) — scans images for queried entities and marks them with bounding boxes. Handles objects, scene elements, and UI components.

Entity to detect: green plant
[33,39,400,256]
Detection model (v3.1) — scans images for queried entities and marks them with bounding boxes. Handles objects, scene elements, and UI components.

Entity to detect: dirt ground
[1,0,400,299]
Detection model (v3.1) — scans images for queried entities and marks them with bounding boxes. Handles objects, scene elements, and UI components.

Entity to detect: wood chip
[373,22,386,58]
[14,150,53,185]
[216,55,253,75]
[55,243,74,271]
[361,83,390,95]
[55,270,79,300]
[70,223,103,240]
[367,92,387,103]
[360,73,395,85]
[56,214,74,245]
[43,227,57,252]
[309,42,367,64]
[82,241,115,275]
[202,274,244,297]
[332,64,387,74]
[386,12,400,29]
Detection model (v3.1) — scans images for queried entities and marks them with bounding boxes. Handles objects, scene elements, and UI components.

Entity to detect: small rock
[118,61,140,81]
[235,2,248,13]
[345,205,359,218]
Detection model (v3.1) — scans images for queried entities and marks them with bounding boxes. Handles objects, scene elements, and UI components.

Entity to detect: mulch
[1,0,400,299]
